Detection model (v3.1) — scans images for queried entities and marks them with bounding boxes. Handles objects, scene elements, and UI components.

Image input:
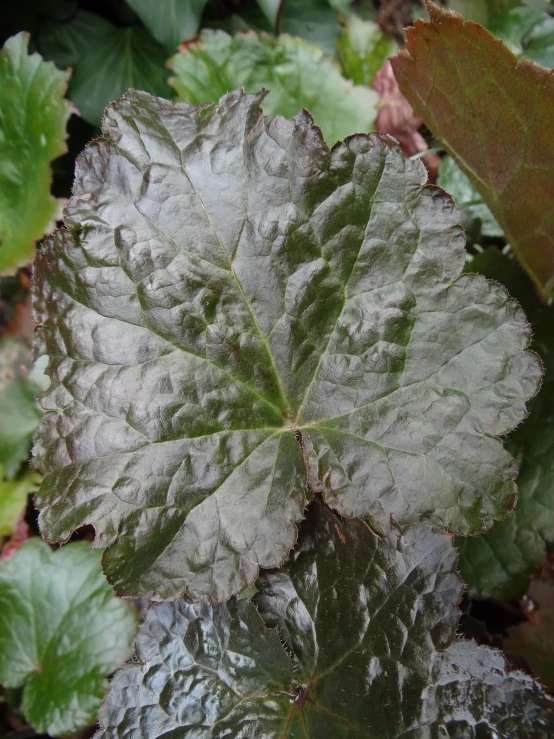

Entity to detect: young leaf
[457,250,554,599]
[391,2,554,298]
[0,33,71,274]
[38,10,172,126]
[0,465,40,538]
[0,539,137,737]
[95,502,554,737]
[33,89,540,603]
[169,30,378,145]
[124,0,209,53]
[0,339,48,478]
[337,15,397,87]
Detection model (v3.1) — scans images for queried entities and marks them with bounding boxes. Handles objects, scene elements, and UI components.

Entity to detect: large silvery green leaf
[124,0,209,53]
[0,33,71,274]
[457,250,554,599]
[33,89,540,603]
[38,10,172,126]
[169,30,378,145]
[0,538,137,737]
[95,502,554,738]
[0,339,48,478]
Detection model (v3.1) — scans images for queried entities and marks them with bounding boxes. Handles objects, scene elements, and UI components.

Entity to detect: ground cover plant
[1,1,554,737]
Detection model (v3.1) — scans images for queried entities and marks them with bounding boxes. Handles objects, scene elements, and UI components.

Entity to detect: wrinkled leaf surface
[95,503,554,737]
[33,89,540,602]
[458,250,554,598]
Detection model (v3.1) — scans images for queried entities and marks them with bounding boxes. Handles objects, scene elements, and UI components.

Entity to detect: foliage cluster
[1,0,554,737]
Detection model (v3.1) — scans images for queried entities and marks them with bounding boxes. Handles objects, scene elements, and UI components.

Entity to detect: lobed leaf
[0,33,71,274]
[33,89,540,602]
[391,1,554,298]
[95,502,554,738]
[457,250,554,599]
[169,30,378,145]
[0,539,137,736]
[39,10,172,126]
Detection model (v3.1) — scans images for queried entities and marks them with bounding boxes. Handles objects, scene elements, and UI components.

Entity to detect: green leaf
[124,0,209,53]
[491,6,554,68]
[0,339,48,479]
[33,89,540,603]
[254,0,282,30]
[0,539,137,736]
[448,0,522,26]
[0,33,71,274]
[391,2,554,298]
[437,156,503,239]
[336,15,396,87]
[457,250,554,599]
[0,466,40,538]
[169,30,378,145]
[279,0,344,53]
[38,10,172,126]
[96,502,554,737]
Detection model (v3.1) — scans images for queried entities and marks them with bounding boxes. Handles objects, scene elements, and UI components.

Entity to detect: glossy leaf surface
[96,503,554,737]
[337,15,396,86]
[33,89,540,603]
[0,339,48,478]
[0,33,71,273]
[392,2,554,298]
[0,539,137,736]
[39,10,172,125]
[458,250,554,599]
[169,30,378,145]
[124,0,209,52]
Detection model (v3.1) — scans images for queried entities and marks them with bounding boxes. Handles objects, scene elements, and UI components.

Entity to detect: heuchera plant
[30,84,554,735]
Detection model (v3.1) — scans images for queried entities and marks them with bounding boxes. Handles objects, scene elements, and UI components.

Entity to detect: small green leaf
[437,156,503,239]
[0,33,71,274]
[279,0,344,53]
[33,90,540,603]
[337,15,396,86]
[254,0,282,30]
[95,502,554,737]
[0,466,40,538]
[38,10,172,126]
[169,30,378,145]
[124,0,209,53]
[458,250,554,599]
[0,339,47,479]
[0,539,137,737]
[448,0,522,26]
